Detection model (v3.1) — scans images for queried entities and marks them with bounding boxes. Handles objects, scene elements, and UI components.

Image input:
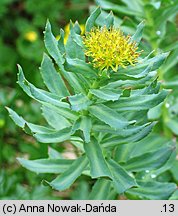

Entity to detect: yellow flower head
[24,31,38,42]
[83,26,141,71]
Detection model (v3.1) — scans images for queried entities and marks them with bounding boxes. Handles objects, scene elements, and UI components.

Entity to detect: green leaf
[117,53,169,75]
[95,0,142,17]
[170,161,178,182]
[105,72,156,89]
[84,138,111,178]
[131,21,145,44]
[169,189,178,200]
[42,105,71,130]
[64,58,97,78]
[71,181,89,200]
[44,20,64,65]
[93,122,151,136]
[40,53,69,96]
[34,127,71,143]
[121,0,143,13]
[6,107,25,128]
[122,146,175,172]
[17,65,33,97]
[89,104,135,129]
[48,147,64,159]
[150,150,176,177]
[89,179,111,200]
[156,3,178,33]
[161,49,178,74]
[70,137,85,152]
[117,133,172,161]
[29,84,68,108]
[65,23,85,60]
[94,7,122,27]
[17,158,73,173]
[90,88,121,101]
[17,66,75,121]
[25,123,54,134]
[145,52,169,71]
[57,28,65,55]
[107,159,137,194]
[44,105,78,121]
[112,64,152,80]
[49,155,88,190]
[166,119,178,135]
[147,103,163,120]
[107,90,168,111]
[85,6,101,32]
[28,84,78,121]
[126,181,177,200]
[162,80,178,89]
[68,93,92,111]
[59,63,88,94]
[71,116,92,143]
[104,11,114,28]
[6,107,54,134]
[102,122,155,148]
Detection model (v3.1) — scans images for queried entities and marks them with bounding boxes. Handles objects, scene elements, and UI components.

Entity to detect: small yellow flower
[24,31,38,42]
[83,26,141,71]
[0,119,5,128]
[56,35,61,41]
[64,23,85,44]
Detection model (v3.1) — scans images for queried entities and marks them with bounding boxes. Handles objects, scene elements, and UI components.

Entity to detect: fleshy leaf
[34,127,72,143]
[40,53,69,96]
[85,7,101,32]
[64,58,97,78]
[89,179,111,200]
[44,20,64,65]
[104,11,114,28]
[42,105,71,130]
[71,116,92,143]
[107,90,168,111]
[84,138,111,178]
[102,122,155,148]
[122,145,175,172]
[107,159,137,194]
[68,93,92,111]
[90,88,121,101]
[89,104,135,129]
[49,155,88,190]
[17,158,73,174]
[126,181,177,200]
[131,20,145,44]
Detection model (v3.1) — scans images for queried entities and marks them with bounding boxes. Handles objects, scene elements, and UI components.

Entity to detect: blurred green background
[0,0,178,199]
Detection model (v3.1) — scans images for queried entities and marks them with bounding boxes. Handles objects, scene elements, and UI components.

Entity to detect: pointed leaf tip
[85,6,101,32]
[131,20,145,44]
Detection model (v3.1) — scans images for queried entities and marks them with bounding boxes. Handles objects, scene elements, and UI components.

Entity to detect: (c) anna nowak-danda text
[16,203,117,213]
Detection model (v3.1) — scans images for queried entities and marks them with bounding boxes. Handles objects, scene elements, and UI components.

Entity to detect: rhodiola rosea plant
[7,7,177,200]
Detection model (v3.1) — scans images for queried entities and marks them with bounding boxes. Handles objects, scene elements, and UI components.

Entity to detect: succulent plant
[7,7,177,200]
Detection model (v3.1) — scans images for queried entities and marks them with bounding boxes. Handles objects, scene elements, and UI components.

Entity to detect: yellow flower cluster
[83,26,140,71]
[24,31,38,42]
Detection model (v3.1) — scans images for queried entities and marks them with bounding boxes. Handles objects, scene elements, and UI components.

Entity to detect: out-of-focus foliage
[0,0,91,85]
[0,169,58,200]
